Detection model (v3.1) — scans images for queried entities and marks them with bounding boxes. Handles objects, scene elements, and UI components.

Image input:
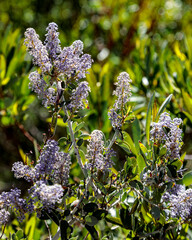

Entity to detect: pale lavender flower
[28,71,56,107]
[35,140,71,185]
[24,28,52,73]
[113,72,132,109]
[108,72,132,129]
[31,182,63,210]
[86,130,113,171]
[0,209,10,225]
[0,188,27,222]
[68,81,91,112]
[52,152,71,186]
[12,161,35,182]
[54,40,92,81]
[44,22,61,60]
[163,185,192,221]
[150,112,183,159]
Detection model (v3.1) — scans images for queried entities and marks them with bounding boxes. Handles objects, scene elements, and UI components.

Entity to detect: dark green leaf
[151,206,160,220]
[60,220,73,240]
[119,208,132,229]
[130,198,139,214]
[93,209,108,220]
[77,138,83,146]
[83,203,98,213]
[85,224,99,240]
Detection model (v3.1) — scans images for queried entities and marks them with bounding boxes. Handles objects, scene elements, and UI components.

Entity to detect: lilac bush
[0,22,191,240]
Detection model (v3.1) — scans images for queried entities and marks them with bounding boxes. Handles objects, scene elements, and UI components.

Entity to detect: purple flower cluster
[162,184,192,222]
[35,140,71,185]
[86,130,113,172]
[10,140,71,217]
[24,23,92,108]
[30,182,63,210]
[108,72,132,129]
[12,161,35,182]
[12,140,71,186]
[67,81,91,113]
[150,112,183,159]
[0,188,27,223]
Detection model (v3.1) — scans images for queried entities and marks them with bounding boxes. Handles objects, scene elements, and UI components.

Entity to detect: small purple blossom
[150,112,183,159]
[68,81,91,112]
[86,130,113,172]
[54,40,92,82]
[108,72,132,129]
[35,140,71,185]
[24,28,52,73]
[163,185,192,222]
[0,188,27,222]
[44,22,61,60]
[12,161,35,182]
[0,209,10,225]
[31,182,63,210]
[28,71,56,107]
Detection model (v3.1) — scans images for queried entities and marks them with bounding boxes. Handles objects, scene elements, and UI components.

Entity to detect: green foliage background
[1,0,192,239]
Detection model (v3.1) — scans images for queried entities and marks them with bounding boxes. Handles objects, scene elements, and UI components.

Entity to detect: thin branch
[62,95,87,178]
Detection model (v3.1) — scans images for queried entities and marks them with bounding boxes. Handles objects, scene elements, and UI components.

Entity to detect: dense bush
[1,1,192,239]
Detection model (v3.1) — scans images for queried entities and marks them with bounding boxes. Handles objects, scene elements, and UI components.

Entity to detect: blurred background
[1,0,192,199]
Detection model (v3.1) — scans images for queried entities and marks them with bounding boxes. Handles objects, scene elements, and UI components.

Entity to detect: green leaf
[130,198,139,214]
[15,230,23,239]
[146,93,155,144]
[155,94,173,120]
[151,206,160,220]
[182,90,192,115]
[183,171,192,186]
[85,224,99,240]
[83,203,98,213]
[74,122,85,133]
[93,209,108,220]
[120,131,137,156]
[85,216,98,226]
[60,220,73,240]
[105,216,123,228]
[137,154,146,174]
[132,117,141,154]
[119,208,132,229]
